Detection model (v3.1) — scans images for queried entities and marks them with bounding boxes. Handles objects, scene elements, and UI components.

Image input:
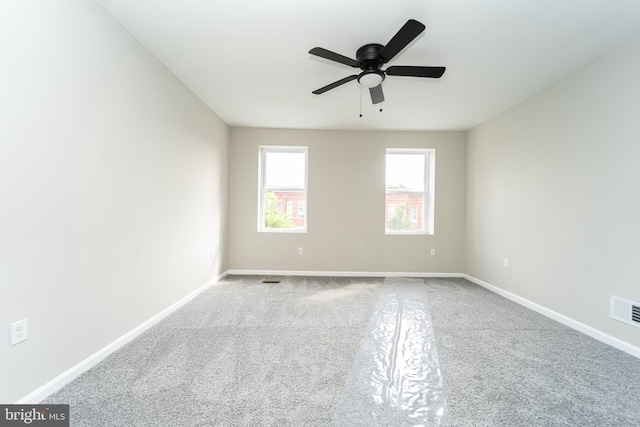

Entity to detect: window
[259,146,308,232]
[297,202,305,218]
[385,149,434,235]
[387,204,396,220]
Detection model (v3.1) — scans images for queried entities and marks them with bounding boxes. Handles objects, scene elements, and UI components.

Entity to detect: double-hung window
[259,146,308,232]
[385,149,435,235]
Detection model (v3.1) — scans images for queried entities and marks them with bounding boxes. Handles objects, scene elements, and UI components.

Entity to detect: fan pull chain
[359,85,363,117]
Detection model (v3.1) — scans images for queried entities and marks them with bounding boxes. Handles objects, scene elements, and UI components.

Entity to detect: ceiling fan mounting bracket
[356,44,384,70]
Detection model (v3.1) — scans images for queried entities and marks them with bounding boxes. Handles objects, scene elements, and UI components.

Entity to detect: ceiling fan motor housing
[356,43,384,70]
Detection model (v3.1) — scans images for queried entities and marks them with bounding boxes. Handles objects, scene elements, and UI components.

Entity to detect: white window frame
[385,148,435,235]
[258,146,308,233]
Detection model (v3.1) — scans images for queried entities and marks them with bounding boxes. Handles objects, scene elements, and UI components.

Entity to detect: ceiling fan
[309,19,445,105]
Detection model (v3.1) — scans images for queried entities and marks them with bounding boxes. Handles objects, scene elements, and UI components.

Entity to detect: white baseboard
[463,274,640,360]
[16,271,229,404]
[227,269,465,278]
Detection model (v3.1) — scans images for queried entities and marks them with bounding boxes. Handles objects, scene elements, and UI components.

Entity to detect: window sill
[259,228,307,234]
[385,231,430,236]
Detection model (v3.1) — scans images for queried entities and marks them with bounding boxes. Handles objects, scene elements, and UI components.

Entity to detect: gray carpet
[43,276,640,426]
[425,278,640,427]
[45,276,383,426]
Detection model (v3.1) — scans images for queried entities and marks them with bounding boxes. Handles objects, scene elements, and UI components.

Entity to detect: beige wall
[465,38,640,347]
[0,0,229,402]
[229,128,466,273]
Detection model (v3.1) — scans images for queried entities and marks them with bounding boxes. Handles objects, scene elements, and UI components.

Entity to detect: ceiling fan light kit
[309,19,446,106]
[358,70,385,88]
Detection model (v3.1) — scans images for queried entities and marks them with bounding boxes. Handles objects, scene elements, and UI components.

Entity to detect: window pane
[264,191,305,230]
[386,153,425,191]
[264,152,306,189]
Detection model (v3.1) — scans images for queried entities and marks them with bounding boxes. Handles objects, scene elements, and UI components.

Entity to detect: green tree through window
[389,204,414,231]
[264,192,296,229]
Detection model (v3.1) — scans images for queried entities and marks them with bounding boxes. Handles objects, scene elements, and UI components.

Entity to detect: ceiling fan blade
[378,19,426,63]
[369,85,384,104]
[312,75,359,95]
[309,47,360,68]
[386,66,446,78]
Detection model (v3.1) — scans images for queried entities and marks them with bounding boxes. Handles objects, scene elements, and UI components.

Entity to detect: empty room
[2,0,640,425]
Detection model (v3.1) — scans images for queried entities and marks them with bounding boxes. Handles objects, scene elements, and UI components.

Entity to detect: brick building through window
[385,193,424,231]
[271,191,306,227]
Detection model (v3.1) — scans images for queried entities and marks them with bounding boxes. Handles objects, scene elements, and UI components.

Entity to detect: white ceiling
[97,0,640,131]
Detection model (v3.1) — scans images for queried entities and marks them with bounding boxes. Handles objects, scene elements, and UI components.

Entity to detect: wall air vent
[610,295,640,329]
[262,280,281,284]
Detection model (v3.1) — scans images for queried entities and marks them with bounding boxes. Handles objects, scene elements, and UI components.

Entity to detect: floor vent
[610,295,640,329]
[262,280,281,284]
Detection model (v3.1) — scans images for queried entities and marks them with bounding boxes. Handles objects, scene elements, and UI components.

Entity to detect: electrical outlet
[503,258,509,269]
[298,247,303,255]
[430,248,436,256]
[11,319,28,346]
